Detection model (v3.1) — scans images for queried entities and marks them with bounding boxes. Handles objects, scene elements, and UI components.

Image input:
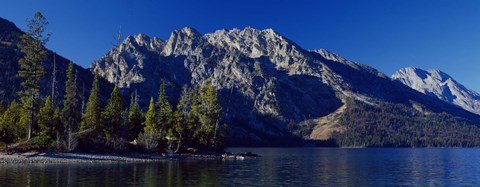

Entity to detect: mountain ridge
[392,67,480,115]
[2,15,480,146]
[91,26,480,146]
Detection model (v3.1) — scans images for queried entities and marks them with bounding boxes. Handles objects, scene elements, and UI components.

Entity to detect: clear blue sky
[1,0,479,91]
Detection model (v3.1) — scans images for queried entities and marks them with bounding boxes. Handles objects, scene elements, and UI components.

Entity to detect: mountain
[392,67,480,115]
[92,27,480,147]
[0,17,113,107]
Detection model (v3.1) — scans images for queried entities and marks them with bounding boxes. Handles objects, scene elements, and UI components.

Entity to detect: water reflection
[1,148,480,186]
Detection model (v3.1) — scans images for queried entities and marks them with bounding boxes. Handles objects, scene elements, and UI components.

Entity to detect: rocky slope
[392,67,480,115]
[92,26,480,146]
[2,16,479,147]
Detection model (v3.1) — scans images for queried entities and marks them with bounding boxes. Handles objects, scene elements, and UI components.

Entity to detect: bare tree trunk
[56,130,60,150]
[68,125,72,151]
[28,94,34,140]
[51,53,56,104]
[213,120,218,148]
[175,134,182,153]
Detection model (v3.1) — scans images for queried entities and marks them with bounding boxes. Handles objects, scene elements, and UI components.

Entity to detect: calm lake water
[1,148,480,186]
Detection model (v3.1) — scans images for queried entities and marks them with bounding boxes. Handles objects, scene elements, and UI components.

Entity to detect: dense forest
[0,12,227,154]
[331,98,480,147]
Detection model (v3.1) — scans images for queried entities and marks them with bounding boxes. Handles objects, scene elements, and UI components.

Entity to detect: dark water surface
[1,148,480,186]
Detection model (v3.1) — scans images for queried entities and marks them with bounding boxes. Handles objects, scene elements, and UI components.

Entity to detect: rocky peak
[205,27,305,69]
[392,67,480,114]
[133,33,151,46]
[162,27,204,56]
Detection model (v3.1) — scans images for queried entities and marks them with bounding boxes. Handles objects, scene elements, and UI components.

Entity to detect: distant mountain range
[392,67,480,115]
[2,17,480,147]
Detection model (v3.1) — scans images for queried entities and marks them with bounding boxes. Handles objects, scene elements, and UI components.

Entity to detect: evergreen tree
[38,96,55,143]
[139,97,159,150]
[0,101,27,152]
[37,96,62,148]
[157,82,173,135]
[169,110,185,153]
[17,12,50,140]
[189,86,202,146]
[53,108,62,150]
[63,62,81,151]
[198,80,222,150]
[80,72,102,132]
[127,92,144,141]
[176,87,194,146]
[102,86,124,144]
[144,97,157,132]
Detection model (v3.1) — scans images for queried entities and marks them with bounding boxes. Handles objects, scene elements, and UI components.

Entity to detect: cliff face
[92,27,480,146]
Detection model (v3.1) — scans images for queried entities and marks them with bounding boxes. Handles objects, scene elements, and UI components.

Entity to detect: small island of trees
[0,12,227,154]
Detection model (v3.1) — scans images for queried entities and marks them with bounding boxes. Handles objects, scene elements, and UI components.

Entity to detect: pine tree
[127,92,144,141]
[102,86,124,143]
[38,96,55,143]
[53,108,62,150]
[63,62,81,151]
[80,72,102,132]
[0,101,27,153]
[171,86,192,151]
[139,97,159,150]
[198,80,222,149]
[157,82,173,135]
[17,12,50,140]
[144,97,157,133]
[38,96,62,148]
[169,110,185,153]
[189,86,202,146]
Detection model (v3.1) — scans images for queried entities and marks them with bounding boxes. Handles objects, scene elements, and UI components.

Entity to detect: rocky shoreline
[0,151,259,164]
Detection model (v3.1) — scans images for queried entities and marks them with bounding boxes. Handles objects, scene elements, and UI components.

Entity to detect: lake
[1,148,480,186]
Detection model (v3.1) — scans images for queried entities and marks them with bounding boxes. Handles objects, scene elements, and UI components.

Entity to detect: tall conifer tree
[102,86,124,141]
[127,92,144,141]
[157,82,173,135]
[63,62,81,151]
[81,72,102,131]
[17,12,50,140]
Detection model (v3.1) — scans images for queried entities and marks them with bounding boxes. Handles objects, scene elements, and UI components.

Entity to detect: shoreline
[0,152,216,164]
[0,151,258,164]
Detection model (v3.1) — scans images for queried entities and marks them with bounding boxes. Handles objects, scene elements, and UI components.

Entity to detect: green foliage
[102,86,124,141]
[127,92,144,141]
[81,72,102,132]
[137,82,227,152]
[30,133,52,148]
[17,11,50,140]
[37,96,56,146]
[0,100,27,145]
[176,87,195,146]
[157,82,173,135]
[332,99,480,147]
[144,97,157,133]
[197,80,223,150]
[62,62,81,151]
[188,87,202,145]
